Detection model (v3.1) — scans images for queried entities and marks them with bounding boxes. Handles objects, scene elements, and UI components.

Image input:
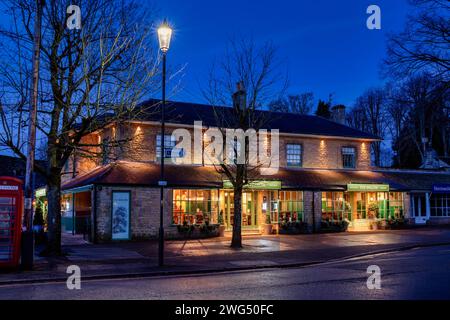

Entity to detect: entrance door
[224,191,258,230]
[412,193,428,224]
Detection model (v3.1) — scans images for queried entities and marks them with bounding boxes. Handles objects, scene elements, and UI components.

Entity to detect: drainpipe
[312,190,316,233]
[72,193,75,235]
[92,186,98,244]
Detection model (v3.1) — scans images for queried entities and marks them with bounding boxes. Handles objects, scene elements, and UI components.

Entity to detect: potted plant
[217,211,226,237]
[368,202,379,219]
[340,219,350,232]
[262,214,273,235]
[378,218,389,229]
[370,220,378,230]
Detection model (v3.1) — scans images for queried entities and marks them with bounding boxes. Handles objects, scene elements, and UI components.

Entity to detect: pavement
[1,226,450,286]
[2,244,449,300]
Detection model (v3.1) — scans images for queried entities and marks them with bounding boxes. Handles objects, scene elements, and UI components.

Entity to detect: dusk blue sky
[159,0,411,108]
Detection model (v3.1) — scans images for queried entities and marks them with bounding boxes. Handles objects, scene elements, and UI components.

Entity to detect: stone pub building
[60,100,450,242]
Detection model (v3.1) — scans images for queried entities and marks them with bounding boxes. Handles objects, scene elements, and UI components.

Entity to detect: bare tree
[269,92,314,115]
[385,0,450,83]
[385,84,409,166]
[0,0,160,255]
[350,88,388,167]
[203,39,287,248]
[346,105,368,133]
[390,73,449,167]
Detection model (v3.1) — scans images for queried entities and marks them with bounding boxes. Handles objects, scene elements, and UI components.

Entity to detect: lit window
[172,190,219,225]
[286,144,302,167]
[321,192,352,222]
[156,135,184,159]
[342,147,356,168]
[274,191,304,223]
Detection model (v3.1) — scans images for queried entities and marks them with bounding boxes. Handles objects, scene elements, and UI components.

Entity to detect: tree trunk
[231,185,243,248]
[42,172,62,256]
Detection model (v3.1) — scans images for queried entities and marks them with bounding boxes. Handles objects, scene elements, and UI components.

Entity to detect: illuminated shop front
[171,181,304,231]
[171,184,407,231]
[61,161,450,243]
[321,184,404,223]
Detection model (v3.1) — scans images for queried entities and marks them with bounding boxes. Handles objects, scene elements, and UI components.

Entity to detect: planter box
[320,220,350,233]
[377,219,408,230]
[262,224,273,235]
[218,225,226,237]
[279,222,309,235]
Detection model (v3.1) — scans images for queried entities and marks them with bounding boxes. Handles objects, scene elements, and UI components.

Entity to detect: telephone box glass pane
[0,197,16,261]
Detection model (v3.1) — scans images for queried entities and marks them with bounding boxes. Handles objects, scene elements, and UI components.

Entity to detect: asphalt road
[0,244,449,300]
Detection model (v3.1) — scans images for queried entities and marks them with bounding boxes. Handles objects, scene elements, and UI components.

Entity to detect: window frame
[430,194,450,217]
[286,143,303,167]
[342,146,357,169]
[172,189,219,225]
[156,134,184,160]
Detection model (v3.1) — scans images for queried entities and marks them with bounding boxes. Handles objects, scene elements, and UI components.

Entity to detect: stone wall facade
[66,122,373,179]
[95,186,174,242]
[303,191,322,233]
[278,136,370,170]
[87,186,420,243]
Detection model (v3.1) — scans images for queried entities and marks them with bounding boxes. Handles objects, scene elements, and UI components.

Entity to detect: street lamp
[158,21,172,54]
[157,20,172,267]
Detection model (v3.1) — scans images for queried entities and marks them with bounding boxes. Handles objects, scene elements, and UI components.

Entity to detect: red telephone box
[0,177,23,268]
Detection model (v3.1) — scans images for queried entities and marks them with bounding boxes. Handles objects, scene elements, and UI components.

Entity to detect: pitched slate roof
[132,99,380,140]
[62,161,450,192]
[62,162,222,190]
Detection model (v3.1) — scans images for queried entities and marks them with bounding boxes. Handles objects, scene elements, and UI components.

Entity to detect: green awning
[62,185,94,195]
[223,180,281,190]
[347,184,390,192]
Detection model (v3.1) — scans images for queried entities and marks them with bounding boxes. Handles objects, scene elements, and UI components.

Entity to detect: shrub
[218,211,224,225]
[200,221,217,234]
[33,204,45,226]
[320,219,349,233]
[177,221,194,234]
[279,221,307,234]
[340,219,350,231]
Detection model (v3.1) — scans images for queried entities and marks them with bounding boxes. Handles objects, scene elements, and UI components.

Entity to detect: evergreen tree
[315,99,332,119]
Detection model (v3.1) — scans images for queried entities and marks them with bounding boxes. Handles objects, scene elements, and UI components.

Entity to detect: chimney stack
[331,105,346,125]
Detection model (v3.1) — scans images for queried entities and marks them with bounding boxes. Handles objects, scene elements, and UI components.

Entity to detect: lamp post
[157,20,172,267]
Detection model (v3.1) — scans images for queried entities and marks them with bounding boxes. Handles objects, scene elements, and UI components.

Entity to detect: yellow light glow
[158,22,173,53]
[319,140,328,168]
